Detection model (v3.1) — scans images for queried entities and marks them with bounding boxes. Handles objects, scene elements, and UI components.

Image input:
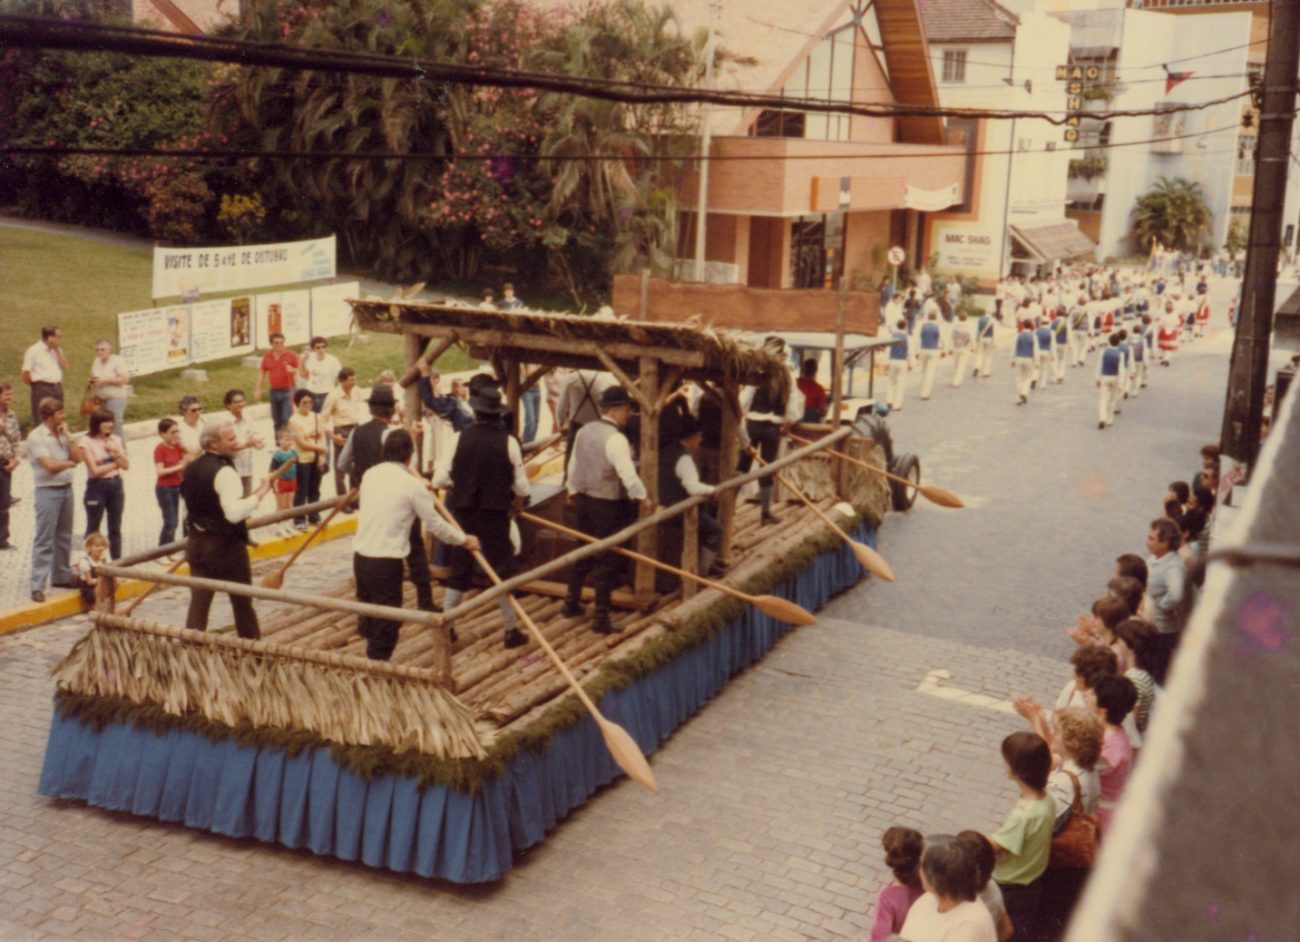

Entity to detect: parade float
[38,302,956,883]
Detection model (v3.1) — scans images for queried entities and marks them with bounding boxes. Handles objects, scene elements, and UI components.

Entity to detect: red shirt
[260,350,299,390]
[154,442,184,486]
[797,376,827,415]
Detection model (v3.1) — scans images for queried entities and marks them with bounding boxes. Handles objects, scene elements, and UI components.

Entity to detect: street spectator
[0,382,20,550]
[870,826,924,942]
[377,370,405,425]
[956,831,1012,942]
[1113,618,1162,735]
[21,326,67,426]
[899,835,995,942]
[288,388,327,526]
[544,366,567,435]
[269,427,299,536]
[73,532,109,606]
[153,418,185,547]
[497,282,526,311]
[1145,517,1186,684]
[254,331,299,431]
[1091,674,1138,836]
[989,732,1055,938]
[323,367,364,499]
[298,336,341,411]
[81,407,129,560]
[479,289,496,309]
[177,395,204,461]
[27,397,83,603]
[1106,576,1144,618]
[1177,509,1206,567]
[797,358,827,423]
[225,389,264,498]
[1165,480,1190,510]
[89,338,130,444]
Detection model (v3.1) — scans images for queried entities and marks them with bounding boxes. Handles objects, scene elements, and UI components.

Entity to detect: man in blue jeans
[254,331,299,431]
[26,397,84,602]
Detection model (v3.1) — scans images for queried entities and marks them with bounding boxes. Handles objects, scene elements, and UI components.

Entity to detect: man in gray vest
[562,385,650,634]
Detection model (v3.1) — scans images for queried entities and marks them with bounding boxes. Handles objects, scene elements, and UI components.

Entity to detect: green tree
[1224,216,1247,256]
[1129,176,1211,254]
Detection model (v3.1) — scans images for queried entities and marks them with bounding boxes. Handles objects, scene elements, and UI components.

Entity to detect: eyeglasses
[187,407,201,414]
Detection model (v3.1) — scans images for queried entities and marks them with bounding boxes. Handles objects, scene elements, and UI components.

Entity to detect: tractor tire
[890,452,920,511]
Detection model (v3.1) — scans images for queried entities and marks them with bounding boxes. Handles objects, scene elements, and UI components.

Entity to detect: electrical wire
[0,113,1256,165]
[0,14,1261,127]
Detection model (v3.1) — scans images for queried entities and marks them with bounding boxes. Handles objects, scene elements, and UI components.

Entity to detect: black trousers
[0,465,10,545]
[999,878,1043,942]
[406,519,434,609]
[447,507,514,591]
[566,495,635,613]
[185,531,259,639]
[332,426,356,497]
[30,381,62,426]
[737,422,781,476]
[354,553,404,660]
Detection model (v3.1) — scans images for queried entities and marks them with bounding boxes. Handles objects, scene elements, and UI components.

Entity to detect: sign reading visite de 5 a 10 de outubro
[152,236,336,299]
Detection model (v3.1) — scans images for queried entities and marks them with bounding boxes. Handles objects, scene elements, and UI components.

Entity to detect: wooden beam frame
[592,347,654,413]
[635,356,659,597]
[398,333,460,388]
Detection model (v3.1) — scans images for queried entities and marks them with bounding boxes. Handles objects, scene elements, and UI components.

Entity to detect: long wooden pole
[95,563,444,628]
[439,427,851,623]
[262,488,359,588]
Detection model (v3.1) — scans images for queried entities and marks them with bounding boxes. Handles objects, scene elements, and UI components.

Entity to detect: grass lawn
[0,227,475,431]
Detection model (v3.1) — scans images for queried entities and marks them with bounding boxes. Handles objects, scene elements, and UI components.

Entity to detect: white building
[920,0,1079,284]
[1004,0,1253,261]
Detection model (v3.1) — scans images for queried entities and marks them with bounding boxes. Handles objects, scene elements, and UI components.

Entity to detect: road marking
[915,668,1017,715]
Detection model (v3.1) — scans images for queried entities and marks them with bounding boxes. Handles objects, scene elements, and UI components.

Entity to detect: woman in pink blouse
[81,408,130,559]
[871,826,925,940]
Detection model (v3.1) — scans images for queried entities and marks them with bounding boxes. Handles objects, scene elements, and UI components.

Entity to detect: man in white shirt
[322,367,364,498]
[27,397,84,602]
[21,326,68,426]
[180,423,278,638]
[660,415,722,577]
[353,428,477,661]
[298,336,342,412]
[562,386,650,635]
[224,388,264,497]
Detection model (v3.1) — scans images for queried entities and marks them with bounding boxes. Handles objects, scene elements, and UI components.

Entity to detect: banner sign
[309,282,361,339]
[151,236,337,298]
[117,307,173,377]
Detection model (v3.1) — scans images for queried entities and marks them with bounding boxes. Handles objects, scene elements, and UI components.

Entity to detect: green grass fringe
[52,506,878,795]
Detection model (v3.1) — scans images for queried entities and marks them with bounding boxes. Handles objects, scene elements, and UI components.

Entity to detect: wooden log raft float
[39,302,900,884]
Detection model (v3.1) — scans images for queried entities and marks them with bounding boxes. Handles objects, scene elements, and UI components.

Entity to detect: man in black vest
[562,386,650,635]
[659,414,723,576]
[338,384,437,611]
[436,384,531,649]
[181,423,276,638]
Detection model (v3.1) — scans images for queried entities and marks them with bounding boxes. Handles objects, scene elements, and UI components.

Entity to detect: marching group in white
[880,264,1219,429]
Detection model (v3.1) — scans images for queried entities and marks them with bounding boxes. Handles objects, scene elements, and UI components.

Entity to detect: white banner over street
[151,236,337,299]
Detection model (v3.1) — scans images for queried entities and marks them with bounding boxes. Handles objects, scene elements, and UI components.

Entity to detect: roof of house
[918,0,1018,43]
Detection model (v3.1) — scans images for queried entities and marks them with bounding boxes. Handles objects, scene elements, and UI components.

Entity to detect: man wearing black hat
[660,414,723,576]
[338,384,438,612]
[563,385,649,635]
[435,383,531,649]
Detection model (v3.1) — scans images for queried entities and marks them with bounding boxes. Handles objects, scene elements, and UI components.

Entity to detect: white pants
[1036,352,1052,385]
[1098,377,1118,425]
[887,361,907,409]
[1071,333,1087,366]
[1052,347,1068,383]
[919,350,940,399]
[1015,360,1035,401]
[977,339,996,377]
[1139,358,1150,387]
[1127,369,1139,397]
[951,349,972,387]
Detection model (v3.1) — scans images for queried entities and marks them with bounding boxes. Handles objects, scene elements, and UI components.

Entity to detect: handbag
[78,380,100,418]
[1049,768,1099,869]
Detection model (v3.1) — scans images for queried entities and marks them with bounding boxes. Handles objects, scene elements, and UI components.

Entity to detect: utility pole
[1219,0,1299,474]
[692,0,720,282]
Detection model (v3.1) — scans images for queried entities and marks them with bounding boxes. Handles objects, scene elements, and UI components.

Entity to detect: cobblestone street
[0,283,1246,940]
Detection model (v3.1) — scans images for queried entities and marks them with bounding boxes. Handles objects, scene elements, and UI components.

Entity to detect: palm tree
[1130,176,1211,254]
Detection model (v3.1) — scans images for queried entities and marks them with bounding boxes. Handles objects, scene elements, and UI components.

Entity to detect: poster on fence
[255,289,311,348]
[310,281,362,339]
[164,306,190,366]
[190,297,255,363]
[152,236,337,299]
[117,307,172,376]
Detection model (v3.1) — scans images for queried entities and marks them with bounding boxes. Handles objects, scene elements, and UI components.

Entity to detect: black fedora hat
[366,384,396,406]
[600,385,636,409]
[469,384,509,416]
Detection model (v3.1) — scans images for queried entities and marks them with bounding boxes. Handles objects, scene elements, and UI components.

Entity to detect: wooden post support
[505,359,522,439]
[402,332,424,471]
[639,268,650,321]
[681,505,700,600]
[716,380,741,564]
[635,356,659,598]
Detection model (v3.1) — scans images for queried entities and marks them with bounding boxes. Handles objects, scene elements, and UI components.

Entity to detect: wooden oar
[261,487,359,589]
[787,432,964,509]
[119,556,186,616]
[430,496,658,793]
[520,511,816,627]
[747,448,895,583]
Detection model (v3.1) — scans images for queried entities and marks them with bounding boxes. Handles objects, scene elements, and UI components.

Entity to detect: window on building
[749,25,856,141]
[754,109,807,138]
[1236,138,1258,176]
[942,49,967,84]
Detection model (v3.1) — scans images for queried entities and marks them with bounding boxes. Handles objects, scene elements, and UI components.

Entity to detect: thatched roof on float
[347,299,789,385]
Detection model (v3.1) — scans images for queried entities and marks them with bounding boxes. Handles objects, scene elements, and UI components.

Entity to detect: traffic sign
[888,246,906,267]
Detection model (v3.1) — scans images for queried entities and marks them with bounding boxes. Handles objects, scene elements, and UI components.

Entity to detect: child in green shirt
[989,731,1055,939]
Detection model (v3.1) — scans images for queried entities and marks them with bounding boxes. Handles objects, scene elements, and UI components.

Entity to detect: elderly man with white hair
[180,422,278,639]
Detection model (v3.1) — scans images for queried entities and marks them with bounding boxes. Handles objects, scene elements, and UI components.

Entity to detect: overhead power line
[0,15,1259,127]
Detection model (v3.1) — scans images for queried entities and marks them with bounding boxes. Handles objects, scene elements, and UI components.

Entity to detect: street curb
[0,516,357,637]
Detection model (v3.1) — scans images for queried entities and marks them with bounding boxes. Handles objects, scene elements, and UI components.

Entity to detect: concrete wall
[610,276,880,334]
